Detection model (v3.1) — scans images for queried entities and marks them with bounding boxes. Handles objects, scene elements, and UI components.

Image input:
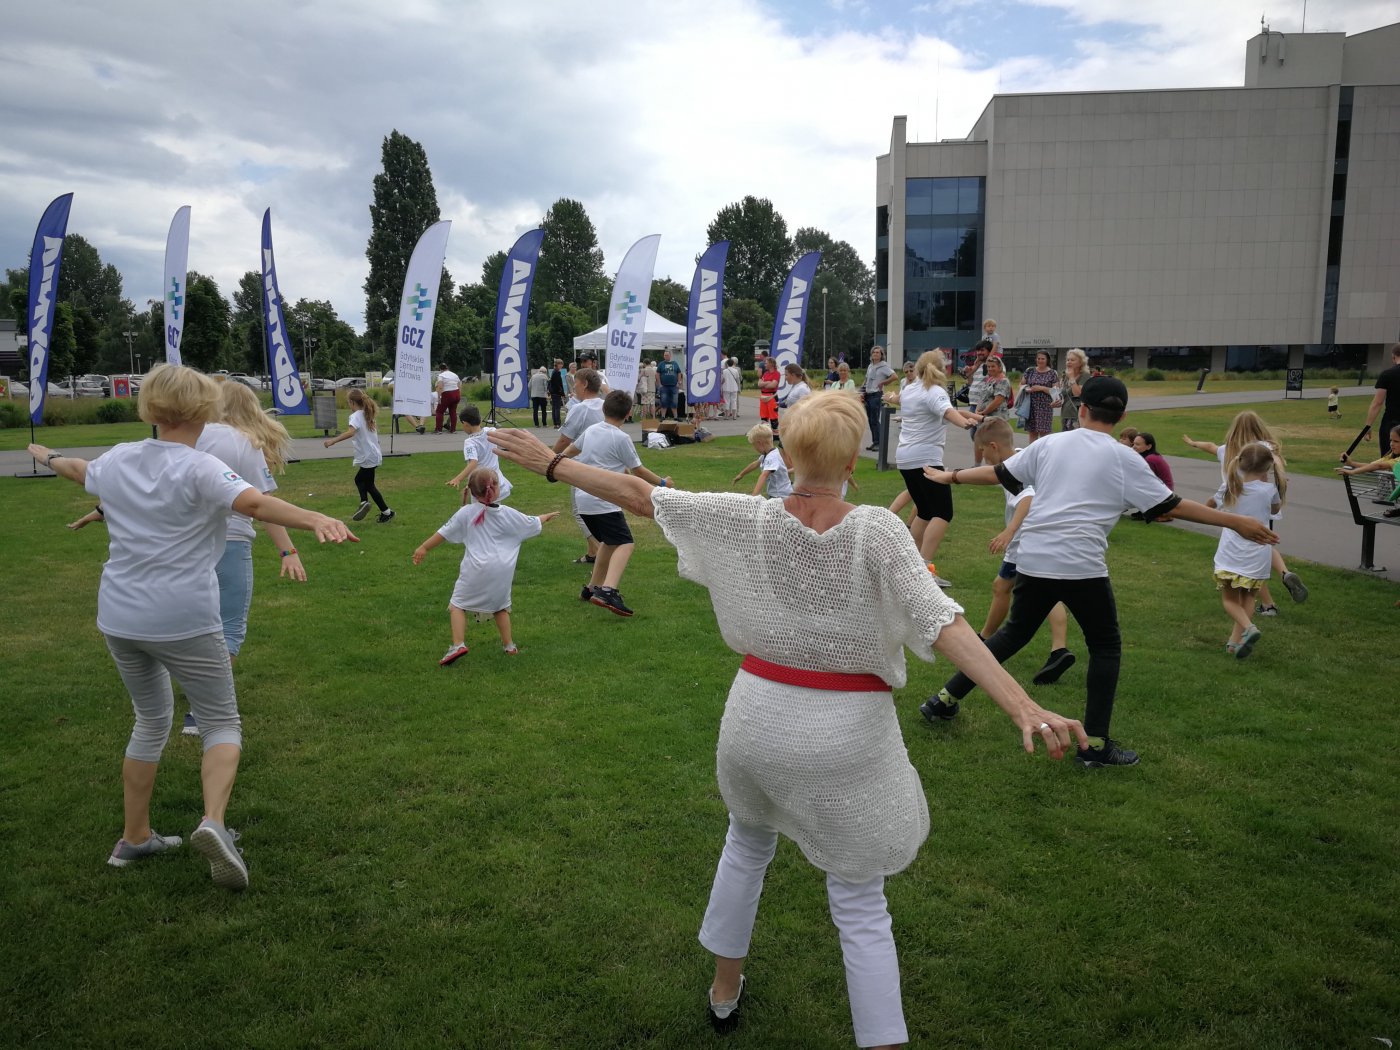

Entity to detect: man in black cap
[919,376,1278,768]
[577,350,609,395]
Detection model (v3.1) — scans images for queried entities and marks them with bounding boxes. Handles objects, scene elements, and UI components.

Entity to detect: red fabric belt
[740,654,891,693]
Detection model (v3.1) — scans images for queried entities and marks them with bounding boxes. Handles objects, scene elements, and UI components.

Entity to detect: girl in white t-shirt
[1212,443,1282,659]
[734,424,793,498]
[324,388,394,523]
[413,468,557,662]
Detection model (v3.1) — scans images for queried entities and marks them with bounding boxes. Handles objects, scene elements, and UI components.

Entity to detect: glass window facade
[1147,346,1212,371]
[1225,345,1288,371]
[896,176,984,354]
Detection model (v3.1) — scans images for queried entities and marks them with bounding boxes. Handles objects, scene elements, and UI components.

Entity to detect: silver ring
[1038,722,1050,731]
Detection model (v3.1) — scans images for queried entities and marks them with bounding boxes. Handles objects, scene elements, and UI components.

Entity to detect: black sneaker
[376,509,395,524]
[579,584,594,602]
[1076,739,1140,768]
[1032,648,1076,685]
[589,586,634,617]
[919,691,959,723]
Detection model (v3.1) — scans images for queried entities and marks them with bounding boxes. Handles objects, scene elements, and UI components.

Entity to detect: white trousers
[724,391,739,416]
[697,816,907,1048]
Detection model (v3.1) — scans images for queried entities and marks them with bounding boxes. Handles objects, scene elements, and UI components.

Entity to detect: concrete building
[875,22,1400,375]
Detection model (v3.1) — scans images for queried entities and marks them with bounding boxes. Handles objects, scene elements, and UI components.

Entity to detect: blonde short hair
[138,364,222,427]
[983,318,997,329]
[913,350,947,389]
[780,390,864,482]
[1065,347,1088,372]
[745,423,774,448]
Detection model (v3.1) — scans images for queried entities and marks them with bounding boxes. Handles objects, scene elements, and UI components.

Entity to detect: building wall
[976,86,1336,349]
[1335,84,1400,344]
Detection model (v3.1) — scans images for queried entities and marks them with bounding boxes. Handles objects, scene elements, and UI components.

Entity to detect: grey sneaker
[350,500,371,521]
[1281,571,1308,603]
[181,711,199,737]
[190,818,249,891]
[1236,625,1262,660]
[108,830,182,868]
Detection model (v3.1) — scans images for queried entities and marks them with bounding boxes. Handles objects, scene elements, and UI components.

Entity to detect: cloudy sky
[3,0,1393,331]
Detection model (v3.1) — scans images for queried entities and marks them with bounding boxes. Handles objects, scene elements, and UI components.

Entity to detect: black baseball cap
[1079,376,1128,410]
[579,351,598,363]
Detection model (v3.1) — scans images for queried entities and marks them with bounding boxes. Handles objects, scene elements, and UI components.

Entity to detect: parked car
[8,380,69,398]
[80,373,113,396]
[309,377,337,391]
[226,373,262,391]
[55,377,105,398]
[335,376,368,389]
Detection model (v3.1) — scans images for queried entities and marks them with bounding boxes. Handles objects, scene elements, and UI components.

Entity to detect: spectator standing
[1361,342,1400,450]
[1019,351,1059,443]
[434,364,461,434]
[860,346,897,450]
[548,359,566,427]
[529,366,549,428]
[721,358,742,419]
[1059,348,1089,432]
[636,360,654,419]
[656,349,681,420]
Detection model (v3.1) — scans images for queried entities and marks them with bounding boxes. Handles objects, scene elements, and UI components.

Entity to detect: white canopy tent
[572,308,686,353]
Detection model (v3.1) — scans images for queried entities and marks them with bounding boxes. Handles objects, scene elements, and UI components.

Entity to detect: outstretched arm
[1182,434,1218,455]
[924,464,999,486]
[447,458,478,487]
[28,445,88,485]
[412,532,446,565]
[733,459,760,484]
[262,522,307,581]
[1156,498,1278,544]
[231,490,357,544]
[490,429,658,518]
[323,425,357,448]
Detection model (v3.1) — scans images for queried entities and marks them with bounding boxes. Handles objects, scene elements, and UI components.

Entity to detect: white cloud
[1,0,1394,331]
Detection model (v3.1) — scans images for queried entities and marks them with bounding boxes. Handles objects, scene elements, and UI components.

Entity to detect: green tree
[722,298,773,360]
[364,130,442,357]
[792,227,874,362]
[705,197,793,312]
[534,199,606,310]
[286,299,359,378]
[55,234,125,329]
[480,250,507,298]
[230,270,266,374]
[648,277,688,324]
[180,271,232,371]
[534,302,592,367]
[48,303,78,382]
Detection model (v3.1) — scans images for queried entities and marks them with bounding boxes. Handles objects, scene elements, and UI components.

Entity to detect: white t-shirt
[1212,478,1279,579]
[760,448,793,498]
[436,369,460,393]
[721,366,741,394]
[561,397,605,444]
[1003,427,1173,579]
[462,427,511,501]
[894,382,955,469]
[196,422,277,543]
[780,381,811,410]
[437,502,542,613]
[574,421,642,515]
[348,410,382,468]
[85,440,254,641]
[1000,449,1033,564]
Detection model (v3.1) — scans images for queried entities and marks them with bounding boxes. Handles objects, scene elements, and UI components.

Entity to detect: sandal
[572,555,596,564]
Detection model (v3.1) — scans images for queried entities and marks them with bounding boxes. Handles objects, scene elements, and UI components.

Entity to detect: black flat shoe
[708,975,745,1034]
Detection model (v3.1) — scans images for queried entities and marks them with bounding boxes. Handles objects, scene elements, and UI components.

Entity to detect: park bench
[1341,470,1399,572]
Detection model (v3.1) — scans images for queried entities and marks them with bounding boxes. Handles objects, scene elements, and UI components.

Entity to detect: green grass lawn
[2,438,1397,1048]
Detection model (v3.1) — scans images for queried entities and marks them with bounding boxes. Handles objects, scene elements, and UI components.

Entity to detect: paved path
[6,385,1395,582]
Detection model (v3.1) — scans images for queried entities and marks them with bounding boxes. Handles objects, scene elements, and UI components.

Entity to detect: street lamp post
[822,287,828,363]
[125,330,136,375]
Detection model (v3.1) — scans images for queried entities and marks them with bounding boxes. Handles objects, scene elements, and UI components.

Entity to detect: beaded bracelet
[280,548,298,558]
[546,452,565,483]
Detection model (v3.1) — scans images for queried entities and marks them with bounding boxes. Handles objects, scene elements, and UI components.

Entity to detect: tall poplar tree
[364,130,441,354]
[705,196,793,312]
[533,198,606,311]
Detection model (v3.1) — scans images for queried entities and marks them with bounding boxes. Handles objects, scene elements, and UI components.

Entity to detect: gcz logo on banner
[405,283,431,323]
[166,276,183,351]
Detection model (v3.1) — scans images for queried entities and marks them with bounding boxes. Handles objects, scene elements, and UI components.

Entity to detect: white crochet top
[651,488,965,880]
[651,489,962,687]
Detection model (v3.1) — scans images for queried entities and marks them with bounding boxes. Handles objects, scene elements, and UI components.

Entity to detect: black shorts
[580,511,634,546]
[899,467,954,523]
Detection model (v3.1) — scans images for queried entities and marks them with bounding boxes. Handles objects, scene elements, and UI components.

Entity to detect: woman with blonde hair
[324,387,393,522]
[887,350,982,586]
[1184,410,1306,612]
[1059,348,1089,431]
[29,364,354,891]
[177,380,309,735]
[488,391,1085,1049]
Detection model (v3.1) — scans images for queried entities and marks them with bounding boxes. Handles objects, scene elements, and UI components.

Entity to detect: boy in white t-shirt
[446,404,512,500]
[563,391,672,616]
[921,377,1278,767]
[554,367,606,565]
[734,423,792,498]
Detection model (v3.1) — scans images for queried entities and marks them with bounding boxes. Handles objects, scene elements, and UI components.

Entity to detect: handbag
[1015,388,1032,426]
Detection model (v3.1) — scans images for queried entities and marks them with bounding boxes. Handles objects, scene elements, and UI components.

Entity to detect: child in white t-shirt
[1213,443,1282,659]
[323,388,393,523]
[413,468,557,663]
[564,391,672,616]
[446,404,512,499]
[734,423,792,498]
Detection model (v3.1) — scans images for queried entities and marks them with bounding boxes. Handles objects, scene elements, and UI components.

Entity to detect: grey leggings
[104,632,242,761]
